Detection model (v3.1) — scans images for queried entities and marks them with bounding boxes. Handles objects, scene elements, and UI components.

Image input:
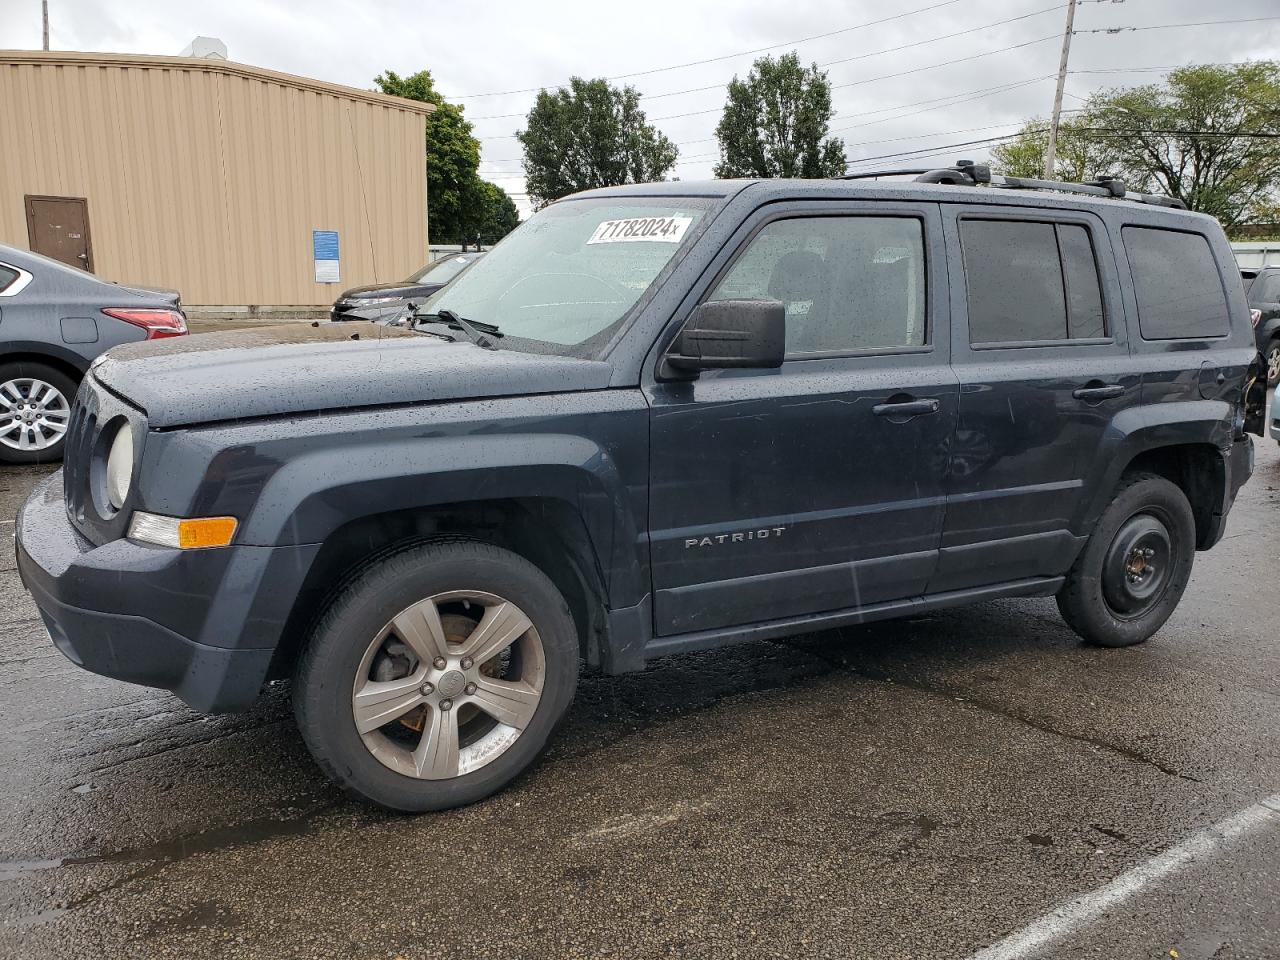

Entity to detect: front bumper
[16,471,318,713]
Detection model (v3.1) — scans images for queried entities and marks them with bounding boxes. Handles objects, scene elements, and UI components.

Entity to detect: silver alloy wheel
[351,590,546,780]
[1268,344,1280,384]
[0,378,71,452]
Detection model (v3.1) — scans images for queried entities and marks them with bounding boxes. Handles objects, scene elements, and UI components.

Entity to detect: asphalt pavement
[1,442,1279,959]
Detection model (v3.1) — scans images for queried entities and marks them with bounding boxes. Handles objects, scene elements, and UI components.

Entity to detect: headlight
[105,422,134,509]
[351,296,402,307]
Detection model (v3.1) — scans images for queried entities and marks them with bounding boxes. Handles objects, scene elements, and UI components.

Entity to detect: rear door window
[959,219,1106,344]
[1122,227,1229,340]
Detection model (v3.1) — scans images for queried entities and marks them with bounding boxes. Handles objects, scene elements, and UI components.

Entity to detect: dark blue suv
[15,168,1265,811]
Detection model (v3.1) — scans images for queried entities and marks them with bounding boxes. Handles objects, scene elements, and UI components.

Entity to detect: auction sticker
[587,216,692,244]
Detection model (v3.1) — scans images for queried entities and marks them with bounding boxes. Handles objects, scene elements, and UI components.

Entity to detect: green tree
[470,181,521,244]
[517,77,678,208]
[1087,62,1280,228]
[991,117,1108,182]
[992,62,1280,228]
[374,68,484,243]
[714,52,846,179]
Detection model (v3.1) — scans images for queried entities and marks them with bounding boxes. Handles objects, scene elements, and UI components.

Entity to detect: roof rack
[836,159,1188,210]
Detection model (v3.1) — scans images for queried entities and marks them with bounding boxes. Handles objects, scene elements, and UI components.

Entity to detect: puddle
[62,805,337,870]
[0,802,339,886]
[1,906,68,930]
[0,859,63,882]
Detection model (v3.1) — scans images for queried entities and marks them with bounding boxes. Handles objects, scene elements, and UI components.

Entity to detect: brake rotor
[397,612,506,733]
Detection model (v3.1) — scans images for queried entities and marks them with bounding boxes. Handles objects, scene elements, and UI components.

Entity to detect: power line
[473,13,1265,141]
[1073,14,1280,35]
[842,133,1026,168]
[816,76,1056,145]
[576,4,1064,108]
[633,33,1061,128]
[483,74,1058,163]
[828,33,1059,94]
[445,0,969,99]
[479,27,1269,170]
[676,121,1030,165]
[472,2,1066,116]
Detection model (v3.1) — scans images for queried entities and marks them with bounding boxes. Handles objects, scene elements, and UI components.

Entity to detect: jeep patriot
[16,167,1265,811]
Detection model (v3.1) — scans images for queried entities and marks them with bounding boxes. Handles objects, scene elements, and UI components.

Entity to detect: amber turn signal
[128,512,238,549]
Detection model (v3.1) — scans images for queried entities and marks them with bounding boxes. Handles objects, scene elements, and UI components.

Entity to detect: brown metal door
[25,195,94,272]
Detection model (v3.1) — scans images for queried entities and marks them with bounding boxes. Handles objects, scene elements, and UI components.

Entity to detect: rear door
[935,205,1139,592]
[645,200,958,637]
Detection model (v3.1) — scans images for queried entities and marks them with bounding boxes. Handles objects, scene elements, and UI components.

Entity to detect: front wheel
[294,540,579,812]
[1267,339,1280,385]
[1057,473,1196,647]
[0,361,77,464]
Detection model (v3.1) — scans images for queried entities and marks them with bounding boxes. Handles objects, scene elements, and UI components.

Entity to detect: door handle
[872,398,940,418]
[1072,383,1126,402]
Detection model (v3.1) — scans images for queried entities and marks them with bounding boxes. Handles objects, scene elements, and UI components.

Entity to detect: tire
[1267,339,1280,386]
[1057,472,1196,648]
[0,361,78,464]
[294,539,579,812]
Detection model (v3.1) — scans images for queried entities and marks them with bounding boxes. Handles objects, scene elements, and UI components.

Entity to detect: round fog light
[106,422,134,510]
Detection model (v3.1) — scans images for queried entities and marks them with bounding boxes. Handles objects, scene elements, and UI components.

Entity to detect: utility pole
[42,0,50,50]
[1044,0,1078,179]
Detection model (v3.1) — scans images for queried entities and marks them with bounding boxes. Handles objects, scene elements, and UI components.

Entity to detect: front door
[645,202,957,637]
[25,195,93,272]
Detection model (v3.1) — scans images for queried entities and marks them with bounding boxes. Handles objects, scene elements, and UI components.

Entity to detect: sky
[6,0,1279,217]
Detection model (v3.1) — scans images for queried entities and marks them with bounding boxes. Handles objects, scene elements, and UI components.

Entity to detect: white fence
[1232,242,1280,269]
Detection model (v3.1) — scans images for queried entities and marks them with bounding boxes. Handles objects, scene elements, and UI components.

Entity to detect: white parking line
[968,793,1280,960]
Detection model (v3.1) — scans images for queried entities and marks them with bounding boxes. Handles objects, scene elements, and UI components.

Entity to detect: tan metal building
[0,50,433,314]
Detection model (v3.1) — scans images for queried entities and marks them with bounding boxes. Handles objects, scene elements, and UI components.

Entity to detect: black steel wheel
[1057,472,1195,647]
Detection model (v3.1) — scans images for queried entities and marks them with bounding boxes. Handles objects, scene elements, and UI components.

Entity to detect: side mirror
[665,299,786,374]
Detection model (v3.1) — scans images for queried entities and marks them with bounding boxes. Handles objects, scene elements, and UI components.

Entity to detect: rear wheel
[0,362,77,464]
[294,540,579,812]
[1057,473,1196,647]
[1267,338,1280,385]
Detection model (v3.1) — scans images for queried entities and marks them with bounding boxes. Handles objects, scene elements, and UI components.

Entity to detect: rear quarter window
[0,266,17,294]
[1123,227,1229,340]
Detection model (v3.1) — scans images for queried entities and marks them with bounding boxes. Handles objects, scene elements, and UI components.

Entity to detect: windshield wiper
[414,309,503,350]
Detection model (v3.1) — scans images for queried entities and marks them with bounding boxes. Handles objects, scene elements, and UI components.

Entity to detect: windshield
[410,255,477,284]
[419,196,717,357]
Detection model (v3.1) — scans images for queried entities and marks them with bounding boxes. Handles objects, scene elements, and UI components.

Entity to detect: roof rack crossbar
[832,160,1187,209]
[835,167,937,181]
[838,160,991,186]
[997,174,1124,199]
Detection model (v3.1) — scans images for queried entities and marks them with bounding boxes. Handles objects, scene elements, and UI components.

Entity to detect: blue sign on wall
[313,230,340,283]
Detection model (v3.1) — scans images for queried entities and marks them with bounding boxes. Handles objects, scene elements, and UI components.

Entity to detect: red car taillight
[1250,308,1262,328]
[102,307,188,339]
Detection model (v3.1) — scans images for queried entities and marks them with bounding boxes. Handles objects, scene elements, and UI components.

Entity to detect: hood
[91,322,614,428]
[337,280,440,301]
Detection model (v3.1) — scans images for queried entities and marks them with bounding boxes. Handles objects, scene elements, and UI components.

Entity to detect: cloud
[14,0,1279,215]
